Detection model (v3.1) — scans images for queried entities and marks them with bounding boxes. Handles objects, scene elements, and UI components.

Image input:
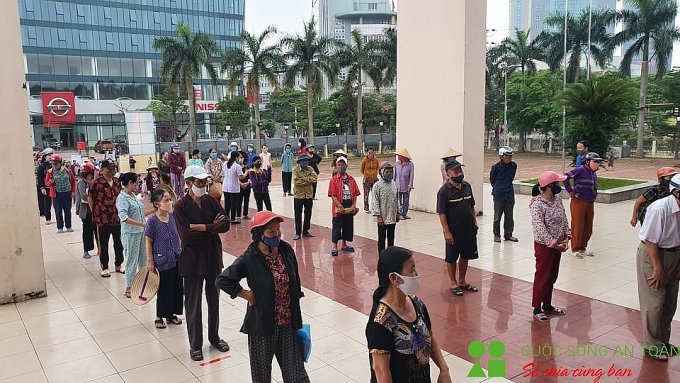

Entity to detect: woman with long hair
[366,246,451,383]
[222,151,245,223]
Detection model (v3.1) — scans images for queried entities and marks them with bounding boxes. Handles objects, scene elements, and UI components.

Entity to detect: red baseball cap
[250,211,284,233]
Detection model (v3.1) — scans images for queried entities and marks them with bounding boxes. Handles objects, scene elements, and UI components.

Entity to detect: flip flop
[331,249,339,256]
[115,268,125,274]
[168,316,183,325]
[543,306,566,315]
[534,312,549,323]
[344,246,355,252]
[645,348,669,361]
[449,286,463,296]
[154,319,166,329]
[211,339,230,352]
[458,284,478,292]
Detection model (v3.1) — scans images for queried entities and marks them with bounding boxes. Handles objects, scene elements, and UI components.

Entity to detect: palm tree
[280,17,339,146]
[153,21,219,151]
[608,0,680,158]
[335,29,382,151]
[495,29,544,151]
[535,9,615,83]
[373,27,397,90]
[222,27,284,150]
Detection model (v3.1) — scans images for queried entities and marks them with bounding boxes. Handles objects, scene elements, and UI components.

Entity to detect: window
[38,54,54,74]
[130,9,137,23]
[535,4,541,10]
[368,3,378,10]
[53,55,68,75]
[104,7,112,20]
[67,56,82,75]
[171,14,178,26]
[55,2,64,15]
[26,54,39,74]
[535,16,540,20]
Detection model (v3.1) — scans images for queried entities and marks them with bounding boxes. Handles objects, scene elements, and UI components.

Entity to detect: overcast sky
[244,0,679,67]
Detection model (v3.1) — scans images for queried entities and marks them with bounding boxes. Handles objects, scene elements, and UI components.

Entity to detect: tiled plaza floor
[3,153,680,382]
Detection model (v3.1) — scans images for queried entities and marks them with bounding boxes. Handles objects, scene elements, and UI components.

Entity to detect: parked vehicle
[94,139,116,154]
[47,138,61,149]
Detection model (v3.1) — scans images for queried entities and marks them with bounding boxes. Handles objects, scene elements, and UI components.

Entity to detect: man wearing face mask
[490,146,518,243]
[328,156,361,256]
[436,159,479,297]
[173,165,231,361]
[307,145,322,199]
[630,167,677,227]
[371,161,400,254]
[281,143,294,196]
[292,153,318,240]
[636,174,680,361]
[245,143,257,168]
[563,152,603,259]
[574,140,590,167]
[167,143,186,197]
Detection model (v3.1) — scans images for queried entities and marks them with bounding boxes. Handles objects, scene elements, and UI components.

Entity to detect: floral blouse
[265,255,291,326]
[529,194,571,248]
[205,158,224,182]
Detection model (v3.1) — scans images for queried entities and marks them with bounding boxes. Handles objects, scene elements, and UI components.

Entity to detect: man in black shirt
[307,145,322,199]
[436,159,479,297]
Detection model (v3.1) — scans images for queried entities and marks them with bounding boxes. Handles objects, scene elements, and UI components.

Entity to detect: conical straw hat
[333,149,347,156]
[394,148,412,159]
[130,268,160,306]
[440,148,462,159]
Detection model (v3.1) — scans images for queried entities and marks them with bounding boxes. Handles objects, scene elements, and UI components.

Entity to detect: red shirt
[327,173,361,217]
[88,176,122,226]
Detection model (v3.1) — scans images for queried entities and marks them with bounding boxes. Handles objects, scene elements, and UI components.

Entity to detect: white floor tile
[0,351,43,380]
[119,358,194,383]
[43,353,117,383]
[35,336,103,368]
[105,340,174,372]
[0,334,35,359]
[27,321,91,347]
[0,320,26,341]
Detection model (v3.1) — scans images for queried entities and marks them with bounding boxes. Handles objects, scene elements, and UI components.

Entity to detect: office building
[19,0,245,149]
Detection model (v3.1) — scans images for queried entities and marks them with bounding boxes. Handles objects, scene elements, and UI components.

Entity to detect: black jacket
[37,161,51,189]
[216,241,304,336]
[308,152,322,175]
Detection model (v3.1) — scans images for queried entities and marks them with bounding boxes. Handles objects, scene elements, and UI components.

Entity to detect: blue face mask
[262,235,281,248]
[551,184,562,195]
[300,162,308,168]
[285,148,292,154]
[247,147,253,152]
[231,147,237,152]
[210,153,218,159]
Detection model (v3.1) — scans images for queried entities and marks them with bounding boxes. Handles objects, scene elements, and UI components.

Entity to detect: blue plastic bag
[297,324,312,363]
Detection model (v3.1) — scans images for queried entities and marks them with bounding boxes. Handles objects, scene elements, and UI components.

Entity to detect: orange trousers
[569,197,594,252]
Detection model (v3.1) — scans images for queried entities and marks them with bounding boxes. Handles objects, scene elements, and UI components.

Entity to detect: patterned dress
[116,192,147,287]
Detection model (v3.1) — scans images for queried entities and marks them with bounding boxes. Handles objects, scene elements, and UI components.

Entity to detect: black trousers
[254,193,272,211]
[42,193,52,221]
[282,171,292,194]
[157,266,184,319]
[377,223,396,254]
[184,274,220,351]
[293,198,313,235]
[82,213,97,253]
[332,215,354,243]
[248,326,310,383]
[312,182,318,199]
[37,185,44,216]
[223,192,241,221]
[493,200,515,238]
[97,224,124,269]
[240,185,252,216]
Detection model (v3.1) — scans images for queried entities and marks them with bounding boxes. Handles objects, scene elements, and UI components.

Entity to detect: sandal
[662,343,679,356]
[449,286,463,296]
[542,305,566,315]
[645,348,669,361]
[115,268,125,274]
[331,249,339,256]
[100,269,111,278]
[534,312,549,323]
[211,339,230,352]
[459,284,479,292]
[168,316,183,325]
[343,246,355,252]
[154,318,166,329]
[124,290,131,298]
[190,349,203,361]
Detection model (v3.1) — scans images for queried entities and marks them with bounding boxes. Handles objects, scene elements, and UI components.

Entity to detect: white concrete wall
[396,0,487,213]
[0,4,47,303]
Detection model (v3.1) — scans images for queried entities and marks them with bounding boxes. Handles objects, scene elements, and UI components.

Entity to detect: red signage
[195,102,218,112]
[42,92,76,127]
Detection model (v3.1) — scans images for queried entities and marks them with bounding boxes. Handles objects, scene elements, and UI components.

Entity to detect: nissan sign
[42,92,77,126]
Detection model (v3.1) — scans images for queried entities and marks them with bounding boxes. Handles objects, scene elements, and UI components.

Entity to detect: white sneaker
[571,251,584,259]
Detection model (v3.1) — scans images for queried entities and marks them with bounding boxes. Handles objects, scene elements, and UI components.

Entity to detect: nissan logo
[47,97,72,117]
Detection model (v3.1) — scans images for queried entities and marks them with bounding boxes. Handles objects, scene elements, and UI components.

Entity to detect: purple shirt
[144,213,182,271]
[563,165,598,203]
[395,161,414,193]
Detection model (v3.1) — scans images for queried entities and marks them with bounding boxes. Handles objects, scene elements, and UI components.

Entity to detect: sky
[243,0,679,68]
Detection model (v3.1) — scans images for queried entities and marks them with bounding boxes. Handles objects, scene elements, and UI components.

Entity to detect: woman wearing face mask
[76,163,97,259]
[238,150,253,220]
[216,211,309,383]
[297,138,307,155]
[371,161,400,254]
[145,163,160,197]
[250,157,272,211]
[394,148,414,219]
[281,143,294,196]
[562,152,603,259]
[117,172,149,298]
[145,188,184,329]
[366,246,451,383]
[530,171,571,323]
[222,151,245,223]
[44,154,77,233]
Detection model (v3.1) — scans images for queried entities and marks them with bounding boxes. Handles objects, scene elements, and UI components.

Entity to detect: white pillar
[651,140,657,157]
[0,4,46,303]
[396,0,486,213]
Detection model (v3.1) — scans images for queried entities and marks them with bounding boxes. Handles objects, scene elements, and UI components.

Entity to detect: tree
[335,30,382,151]
[558,76,638,157]
[373,27,397,89]
[495,29,545,151]
[260,120,277,139]
[535,9,615,83]
[261,89,307,128]
[153,21,219,151]
[142,87,190,142]
[222,27,284,150]
[608,0,680,158]
[280,17,339,145]
[216,96,250,139]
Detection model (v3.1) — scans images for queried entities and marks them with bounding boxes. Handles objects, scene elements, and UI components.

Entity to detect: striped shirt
[563,165,598,203]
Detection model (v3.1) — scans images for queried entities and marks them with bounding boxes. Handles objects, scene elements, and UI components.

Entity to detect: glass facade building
[19,0,245,149]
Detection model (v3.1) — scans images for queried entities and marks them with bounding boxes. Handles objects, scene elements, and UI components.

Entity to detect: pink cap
[538,171,567,187]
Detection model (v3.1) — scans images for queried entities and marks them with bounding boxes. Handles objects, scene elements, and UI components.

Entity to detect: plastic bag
[297,324,312,363]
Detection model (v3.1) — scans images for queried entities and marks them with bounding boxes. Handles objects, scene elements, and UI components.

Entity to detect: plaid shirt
[637,185,670,224]
[88,176,122,226]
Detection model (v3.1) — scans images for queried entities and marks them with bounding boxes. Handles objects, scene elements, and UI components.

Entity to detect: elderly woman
[216,211,309,383]
[76,163,97,259]
[117,172,148,298]
[205,148,224,184]
[145,163,160,196]
[44,154,76,233]
[530,171,571,323]
[367,246,451,383]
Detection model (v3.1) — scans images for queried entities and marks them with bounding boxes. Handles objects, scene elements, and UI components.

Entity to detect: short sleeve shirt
[436,181,476,244]
[144,213,182,271]
[366,296,432,383]
[222,163,244,193]
[89,176,122,226]
[638,186,670,224]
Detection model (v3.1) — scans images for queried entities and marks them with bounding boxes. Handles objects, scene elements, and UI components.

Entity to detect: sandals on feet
[459,284,479,292]
[534,312,549,323]
[154,319,166,329]
[123,290,131,298]
[115,268,125,274]
[100,269,110,278]
[190,349,203,361]
[542,305,566,315]
[343,246,355,252]
[211,339,230,352]
[331,249,339,256]
[645,348,669,361]
[167,316,183,325]
[449,286,463,296]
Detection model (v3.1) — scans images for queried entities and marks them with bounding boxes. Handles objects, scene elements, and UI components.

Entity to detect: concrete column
[396,0,486,213]
[0,4,46,303]
[651,140,657,157]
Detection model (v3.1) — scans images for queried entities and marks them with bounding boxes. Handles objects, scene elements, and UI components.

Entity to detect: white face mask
[393,272,421,295]
[191,184,207,197]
